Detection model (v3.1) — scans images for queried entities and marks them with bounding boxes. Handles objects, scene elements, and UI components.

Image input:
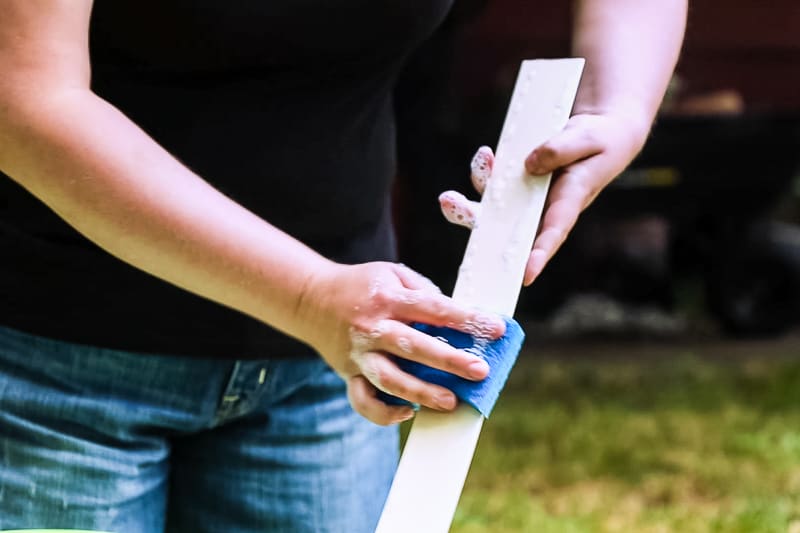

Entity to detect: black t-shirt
[0,1,453,358]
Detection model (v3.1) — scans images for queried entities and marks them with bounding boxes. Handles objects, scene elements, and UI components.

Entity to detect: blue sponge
[379,317,525,417]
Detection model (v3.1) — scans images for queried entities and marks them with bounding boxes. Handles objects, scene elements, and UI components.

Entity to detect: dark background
[394,0,800,339]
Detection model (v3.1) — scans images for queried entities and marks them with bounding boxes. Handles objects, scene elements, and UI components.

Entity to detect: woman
[0,1,686,531]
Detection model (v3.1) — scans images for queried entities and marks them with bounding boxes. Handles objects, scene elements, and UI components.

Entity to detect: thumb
[524,156,609,285]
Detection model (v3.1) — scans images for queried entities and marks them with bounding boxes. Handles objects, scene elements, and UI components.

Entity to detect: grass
[424,341,800,532]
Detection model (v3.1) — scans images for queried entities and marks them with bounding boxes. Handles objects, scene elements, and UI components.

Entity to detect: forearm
[572,0,687,135]
[0,87,333,343]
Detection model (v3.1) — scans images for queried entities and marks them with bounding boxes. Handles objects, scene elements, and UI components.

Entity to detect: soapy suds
[462,315,499,340]
[368,279,382,299]
[349,326,373,365]
[491,180,506,202]
[458,254,475,283]
[470,146,493,193]
[369,321,388,339]
[348,327,389,391]
[501,249,514,272]
[439,191,479,229]
[464,337,490,359]
[360,356,386,391]
[399,291,421,305]
[397,337,412,355]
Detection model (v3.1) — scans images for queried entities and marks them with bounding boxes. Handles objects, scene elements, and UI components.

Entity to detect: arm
[521,0,688,283]
[0,0,504,424]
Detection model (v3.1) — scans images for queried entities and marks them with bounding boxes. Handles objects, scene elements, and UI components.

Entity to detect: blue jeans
[0,325,398,532]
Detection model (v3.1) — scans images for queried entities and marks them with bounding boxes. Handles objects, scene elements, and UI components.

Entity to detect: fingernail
[526,154,544,175]
[435,393,457,410]
[393,409,416,424]
[495,316,507,335]
[525,252,546,285]
[523,264,536,286]
[469,359,490,379]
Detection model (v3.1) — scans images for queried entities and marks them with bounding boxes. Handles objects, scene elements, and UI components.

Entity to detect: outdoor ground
[407,332,800,532]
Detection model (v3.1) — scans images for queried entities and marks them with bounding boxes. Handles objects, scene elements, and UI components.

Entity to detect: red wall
[454,1,800,112]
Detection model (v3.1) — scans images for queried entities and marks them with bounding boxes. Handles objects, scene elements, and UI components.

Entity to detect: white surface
[375,59,584,533]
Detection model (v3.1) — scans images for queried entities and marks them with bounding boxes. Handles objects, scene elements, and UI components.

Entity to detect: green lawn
[437,341,800,532]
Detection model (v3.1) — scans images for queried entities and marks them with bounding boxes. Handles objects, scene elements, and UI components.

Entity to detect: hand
[298,261,506,425]
[440,112,648,285]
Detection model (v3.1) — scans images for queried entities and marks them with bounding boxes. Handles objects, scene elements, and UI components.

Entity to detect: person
[0,1,687,531]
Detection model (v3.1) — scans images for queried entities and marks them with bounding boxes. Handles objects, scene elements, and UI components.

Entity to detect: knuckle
[350,319,372,336]
[352,318,391,345]
[373,365,392,389]
[537,232,563,255]
[386,378,411,400]
[369,286,394,308]
[372,318,393,337]
[442,350,467,373]
[428,298,450,322]
[580,127,598,146]
[395,334,414,356]
[550,227,569,249]
[373,416,394,427]
[357,352,380,379]
[397,288,422,306]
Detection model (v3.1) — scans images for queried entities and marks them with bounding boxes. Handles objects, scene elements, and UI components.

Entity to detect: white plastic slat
[375,58,584,533]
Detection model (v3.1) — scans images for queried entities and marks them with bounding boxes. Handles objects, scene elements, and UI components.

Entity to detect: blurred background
[393,2,800,531]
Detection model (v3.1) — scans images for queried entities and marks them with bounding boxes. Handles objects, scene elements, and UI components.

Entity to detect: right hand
[298,262,505,425]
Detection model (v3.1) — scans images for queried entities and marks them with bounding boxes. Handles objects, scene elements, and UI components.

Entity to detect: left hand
[439,111,648,285]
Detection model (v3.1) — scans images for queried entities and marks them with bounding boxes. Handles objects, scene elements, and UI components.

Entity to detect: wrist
[293,258,343,351]
[577,101,651,133]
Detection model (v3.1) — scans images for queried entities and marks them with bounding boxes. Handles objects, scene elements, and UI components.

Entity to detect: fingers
[525,119,604,176]
[352,351,459,410]
[390,289,505,339]
[523,158,607,285]
[348,311,493,382]
[370,319,490,380]
[344,262,508,423]
[346,333,468,420]
[470,145,494,194]
[362,268,504,339]
[437,146,493,230]
[439,190,480,229]
[347,375,416,426]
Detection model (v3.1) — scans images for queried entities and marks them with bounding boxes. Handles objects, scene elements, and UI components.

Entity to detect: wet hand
[298,262,505,425]
[440,112,648,285]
